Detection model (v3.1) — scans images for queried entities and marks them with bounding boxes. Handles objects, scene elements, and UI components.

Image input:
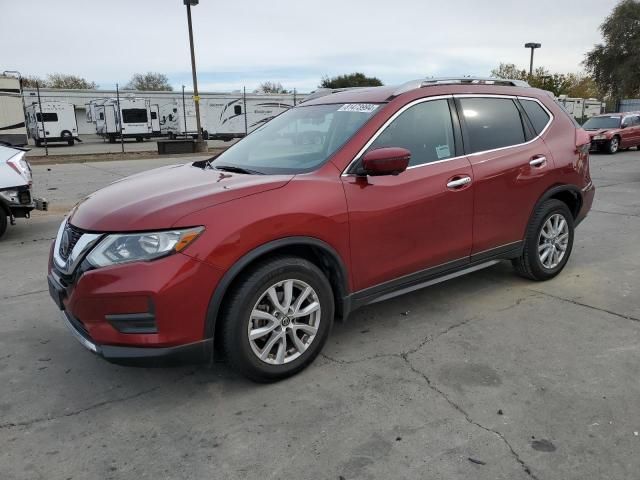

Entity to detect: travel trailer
[93,97,153,142]
[159,99,206,139]
[556,96,605,123]
[204,94,295,140]
[25,101,78,146]
[0,75,27,146]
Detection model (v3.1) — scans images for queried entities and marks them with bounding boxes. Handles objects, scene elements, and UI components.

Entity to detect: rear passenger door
[456,96,554,257]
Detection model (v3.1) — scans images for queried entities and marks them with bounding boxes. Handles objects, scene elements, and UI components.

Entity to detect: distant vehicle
[0,75,27,146]
[583,112,640,154]
[204,94,294,141]
[92,97,153,143]
[159,99,207,139]
[48,78,594,381]
[556,96,605,123]
[0,144,47,238]
[25,101,78,146]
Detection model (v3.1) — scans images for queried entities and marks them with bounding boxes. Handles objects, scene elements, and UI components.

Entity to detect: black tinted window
[150,111,157,119]
[368,99,455,167]
[122,109,148,123]
[521,99,551,135]
[460,98,526,153]
[234,105,242,115]
[35,112,58,122]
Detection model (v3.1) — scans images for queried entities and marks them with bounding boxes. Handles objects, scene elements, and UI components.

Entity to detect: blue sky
[1,0,619,93]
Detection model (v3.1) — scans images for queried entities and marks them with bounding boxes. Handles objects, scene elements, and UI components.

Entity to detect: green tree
[47,73,98,89]
[320,72,383,88]
[585,0,640,98]
[126,72,173,91]
[257,81,288,94]
[19,73,97,89]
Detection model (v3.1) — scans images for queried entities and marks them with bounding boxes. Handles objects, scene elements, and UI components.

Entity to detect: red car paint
[584,112,640,152]
[48,82,594,361]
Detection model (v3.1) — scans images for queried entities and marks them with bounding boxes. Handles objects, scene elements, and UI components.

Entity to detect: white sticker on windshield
[338,104,379,113]
[435,144,451,159]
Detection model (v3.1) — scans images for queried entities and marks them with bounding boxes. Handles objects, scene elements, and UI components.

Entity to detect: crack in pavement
[0,370,196,431]
[591,209,640,219]
[401,354,540,480]
[81,162,128,178]
[527,288,640,324]
[1,289,48,301]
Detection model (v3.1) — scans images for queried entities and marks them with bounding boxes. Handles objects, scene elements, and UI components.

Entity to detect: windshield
[582,116,621,130]
[210,103,381,174]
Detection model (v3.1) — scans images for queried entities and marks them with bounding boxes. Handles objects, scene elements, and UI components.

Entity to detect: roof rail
[299,86,371,104]
[391,77,531,97]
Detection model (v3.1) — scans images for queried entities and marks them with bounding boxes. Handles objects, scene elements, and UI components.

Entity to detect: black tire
[0,211,7,239]
[221,256,334,382]
[512,199,575,281]
[67,138,74,146]
[136,137,143,142]
[606,136,620,154]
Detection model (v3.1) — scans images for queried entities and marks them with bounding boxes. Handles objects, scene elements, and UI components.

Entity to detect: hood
[69,163,292,231]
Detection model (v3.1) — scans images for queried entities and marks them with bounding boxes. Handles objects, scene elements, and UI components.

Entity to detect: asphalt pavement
[1,150,639,479]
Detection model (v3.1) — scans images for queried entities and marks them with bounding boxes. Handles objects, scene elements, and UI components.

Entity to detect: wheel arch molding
[529,184,583,224]
[203,236,350,341]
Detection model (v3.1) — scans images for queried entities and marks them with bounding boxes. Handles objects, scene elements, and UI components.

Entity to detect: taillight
[7,152,32,183]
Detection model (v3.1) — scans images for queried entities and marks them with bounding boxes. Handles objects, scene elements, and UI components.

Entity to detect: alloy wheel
[248,279,321,365]
[537,213,569,269]
[610,137,619,153]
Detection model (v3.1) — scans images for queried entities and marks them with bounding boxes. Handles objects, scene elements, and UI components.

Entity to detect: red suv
[583,112,640,154]
[48,78,594,381]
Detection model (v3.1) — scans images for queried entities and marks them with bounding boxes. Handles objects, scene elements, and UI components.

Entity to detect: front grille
[18,190,31,205]
[59,224,85,261]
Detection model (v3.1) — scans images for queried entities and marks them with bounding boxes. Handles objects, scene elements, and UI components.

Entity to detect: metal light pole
[184,0,206,151]
[524,42,542,77]
[182,85,188,139]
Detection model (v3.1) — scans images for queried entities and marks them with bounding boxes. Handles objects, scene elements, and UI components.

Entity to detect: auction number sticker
[338,104,379,113]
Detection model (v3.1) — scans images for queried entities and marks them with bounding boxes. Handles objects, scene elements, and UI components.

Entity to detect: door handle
[446,176,472,189]
[529,156,547,167]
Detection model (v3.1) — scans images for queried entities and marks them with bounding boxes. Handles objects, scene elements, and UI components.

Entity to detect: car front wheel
[607,136,620,154]
[221,256,334,382]
[512,199,574,281]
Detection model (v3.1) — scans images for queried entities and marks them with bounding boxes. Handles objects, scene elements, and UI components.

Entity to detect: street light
[524,42,542,77]
[184,0,206,151]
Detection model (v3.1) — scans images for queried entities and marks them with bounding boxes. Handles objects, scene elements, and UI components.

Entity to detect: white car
[0,144,47,238]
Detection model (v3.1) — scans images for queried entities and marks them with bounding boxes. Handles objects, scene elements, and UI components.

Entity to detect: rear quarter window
[459,97,526,153]
[520,99,551,135]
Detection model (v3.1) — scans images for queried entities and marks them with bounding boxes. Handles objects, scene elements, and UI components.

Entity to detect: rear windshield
[35,112,58,122]
[582,116,621,130]
[122,108,148,123]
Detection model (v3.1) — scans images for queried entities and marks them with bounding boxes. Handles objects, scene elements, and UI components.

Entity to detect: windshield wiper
[212,164,264,175]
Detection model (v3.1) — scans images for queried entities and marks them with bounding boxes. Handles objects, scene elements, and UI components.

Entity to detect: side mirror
[358,147,411,177]
[621,122,629,129]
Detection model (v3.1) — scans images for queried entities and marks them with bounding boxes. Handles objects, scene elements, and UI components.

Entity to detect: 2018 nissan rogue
[48,78,595,381]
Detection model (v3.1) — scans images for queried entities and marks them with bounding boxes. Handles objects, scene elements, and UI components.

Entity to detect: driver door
[342,98,474,292]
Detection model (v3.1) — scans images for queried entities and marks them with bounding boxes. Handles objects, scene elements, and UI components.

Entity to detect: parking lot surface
[1,151,639,479]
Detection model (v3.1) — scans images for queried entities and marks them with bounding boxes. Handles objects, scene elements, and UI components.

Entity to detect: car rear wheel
[607,136,620,154]
[221,256,334,382]
[512,199,574,281]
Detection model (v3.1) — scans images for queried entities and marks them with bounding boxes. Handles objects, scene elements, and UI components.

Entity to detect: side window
[234,105,242,115]
[459,97,526,153]
[99,112,104,120]
[520,99,551,135]
[367,99,455,167]
[634,116,640,126]
[151,111,157,120]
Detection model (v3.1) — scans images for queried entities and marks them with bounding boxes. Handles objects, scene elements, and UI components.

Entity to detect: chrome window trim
[53,218,103,275]
[341,94,554,176]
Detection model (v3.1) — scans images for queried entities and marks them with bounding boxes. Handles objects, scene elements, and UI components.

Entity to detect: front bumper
[60,308,213,366]
[48,245,223,366]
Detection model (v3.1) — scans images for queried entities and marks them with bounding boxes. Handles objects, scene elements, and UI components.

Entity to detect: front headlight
[592,135,607,140]
[86,227,204,268]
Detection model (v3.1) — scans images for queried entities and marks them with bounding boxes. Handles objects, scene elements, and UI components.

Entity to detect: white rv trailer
[93,97,153,142]
[204,94,295,140]
[556,96,605,122]
[159,99,207,139]
[25,101,78,146]
[0,75,27,146]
